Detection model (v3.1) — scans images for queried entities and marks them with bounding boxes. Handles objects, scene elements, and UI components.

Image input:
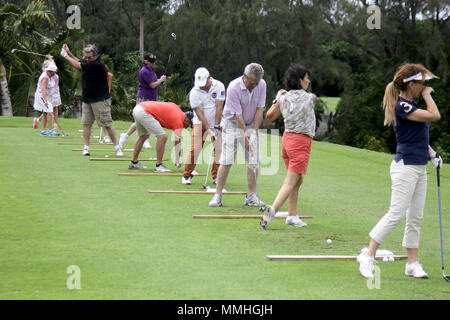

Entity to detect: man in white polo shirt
[182,67,225,185]
[209,63,266,207]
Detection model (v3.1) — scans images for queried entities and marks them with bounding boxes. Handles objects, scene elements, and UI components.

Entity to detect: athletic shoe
[49,129,60,136]
[128,161,147,170]
[53,124,59,130]
[245,193,265,207]
[212,179,217,185]
[115,145,123,157]
[285,215,307,227]
[154,163,172,173]
[82,147,90,156]
[103,135,111,144]
[181,176,192,185]
[357,253,375,279]
[143,139,152,149]
[208,194,222,207]
[33,118,39,129]
[259,205,275,230]
[40,130,49,136]
[405,261,429,279]
[118,133,129,149]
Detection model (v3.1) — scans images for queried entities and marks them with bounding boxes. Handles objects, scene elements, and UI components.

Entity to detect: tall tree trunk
[0,59,13,116]
[0,76,13,116]
[140,14,144,60]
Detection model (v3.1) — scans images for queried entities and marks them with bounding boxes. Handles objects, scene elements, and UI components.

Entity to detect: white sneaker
[208,194,222,207]
[143,139,152,149]
[245,193,265,207]
[357,253,375,279]
[115,145,123,157]
[82,146,90,156]
[259,205,275,230]
[285,215,307,227]
[181,176,192,185]
[103,135,111,143]
[405,261,429,279]
[154,163,172,173]
[212,179,217,185]
[118,133,129,149]
[128,161,147,170]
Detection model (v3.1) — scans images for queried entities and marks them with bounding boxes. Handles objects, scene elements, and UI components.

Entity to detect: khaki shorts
[81,99,112,127]
[133,104,166,137]
[219,119,260,167]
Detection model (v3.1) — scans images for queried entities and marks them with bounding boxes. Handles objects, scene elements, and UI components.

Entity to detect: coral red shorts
[281,132,312,175]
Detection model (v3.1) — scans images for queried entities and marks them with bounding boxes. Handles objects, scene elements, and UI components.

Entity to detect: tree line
[0,0,448,160]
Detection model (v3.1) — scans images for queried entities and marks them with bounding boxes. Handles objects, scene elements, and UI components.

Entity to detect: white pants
[369,160,427,249]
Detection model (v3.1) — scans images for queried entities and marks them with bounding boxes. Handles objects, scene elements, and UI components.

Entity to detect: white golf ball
[388,256,395,262]
[382,257,389,262]
[105,155,109,158]
[326,239,332,245]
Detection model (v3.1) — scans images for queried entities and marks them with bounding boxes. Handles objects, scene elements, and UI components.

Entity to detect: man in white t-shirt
[182,67,225,185]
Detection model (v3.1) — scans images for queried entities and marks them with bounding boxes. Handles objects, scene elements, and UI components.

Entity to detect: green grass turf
[320,97,340,112]
[1,116,449,299]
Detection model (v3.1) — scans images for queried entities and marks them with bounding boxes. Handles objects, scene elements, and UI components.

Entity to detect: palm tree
[0,1,56,116]
[0,58,13,116]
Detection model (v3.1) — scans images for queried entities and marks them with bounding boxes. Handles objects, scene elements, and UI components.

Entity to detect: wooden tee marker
[266,255,408,261]
[90,158,163,161]
[192,215,313,219]
[148,190,247,195]
[119,173,206,177]
[72,148,134,152]
[58,142,113,145]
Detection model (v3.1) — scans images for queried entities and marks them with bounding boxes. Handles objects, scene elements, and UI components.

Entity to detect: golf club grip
[437,167,440,187]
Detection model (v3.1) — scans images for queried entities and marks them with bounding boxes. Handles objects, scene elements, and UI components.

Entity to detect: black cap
[143,53,156,63]
[185,111,194,127]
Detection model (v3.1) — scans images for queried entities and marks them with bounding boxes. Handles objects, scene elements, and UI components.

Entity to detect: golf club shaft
[12,49,46,57]
[437,166,445,272]
[203,143,214,188]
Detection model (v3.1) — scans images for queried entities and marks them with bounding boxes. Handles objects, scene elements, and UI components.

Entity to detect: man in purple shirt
[209,63,266,208]
[119,53,166,148]
[137,53,166,102]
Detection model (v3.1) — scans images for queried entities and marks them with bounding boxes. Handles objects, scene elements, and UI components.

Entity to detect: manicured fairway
[1,116,449,299]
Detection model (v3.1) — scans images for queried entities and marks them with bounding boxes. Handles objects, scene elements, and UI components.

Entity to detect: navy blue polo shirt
[393,98,430,165]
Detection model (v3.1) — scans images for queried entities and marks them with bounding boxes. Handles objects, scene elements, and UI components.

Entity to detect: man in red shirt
[129,101,193,172]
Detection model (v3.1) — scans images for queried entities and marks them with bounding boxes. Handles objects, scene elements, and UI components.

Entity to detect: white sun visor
[403,72,433,83]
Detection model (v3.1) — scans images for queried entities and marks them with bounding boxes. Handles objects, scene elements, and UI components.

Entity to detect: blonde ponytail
[382,81,398,126]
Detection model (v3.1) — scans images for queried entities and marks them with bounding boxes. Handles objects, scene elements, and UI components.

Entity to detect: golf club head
[202,184,207,189]
[11,49,17,53]
[171,33,176,40]
[443,271,450,282]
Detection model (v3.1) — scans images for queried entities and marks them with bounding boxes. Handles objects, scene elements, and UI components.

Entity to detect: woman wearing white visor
[357,63,442,279]
[33,58,61,136]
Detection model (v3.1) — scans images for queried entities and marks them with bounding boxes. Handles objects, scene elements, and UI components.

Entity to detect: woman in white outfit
[357,63,442,279]
[33,57,61,136]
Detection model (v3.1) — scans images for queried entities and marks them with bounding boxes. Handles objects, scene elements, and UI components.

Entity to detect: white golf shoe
[208,194,222,207]
[259,205,275,230]
[405,261,429,279]
[143,139,152,149]
[103,135,111,144]
[118,133,128,149]
[154,163,172,173]
[181,176,192,185]
[82,146,90,156]
[285,215,307,227]
[128,161,147,170]
[357,252,375,279]
[245,193,265,207]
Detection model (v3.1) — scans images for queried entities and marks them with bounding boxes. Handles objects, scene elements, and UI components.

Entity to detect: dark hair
[283,65,310,90]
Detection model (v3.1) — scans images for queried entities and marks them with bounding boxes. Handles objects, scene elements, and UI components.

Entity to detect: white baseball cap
[194,67,209,88]
[45,63,58,72]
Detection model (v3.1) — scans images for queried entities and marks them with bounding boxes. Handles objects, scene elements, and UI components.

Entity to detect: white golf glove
[60,48,68,57]
[430,152,443,169]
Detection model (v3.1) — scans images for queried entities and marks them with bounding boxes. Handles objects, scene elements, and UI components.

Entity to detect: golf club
[162,32,176,101]
[436,154,450,282]
[50,111,67,137]
[11,49,47,57]
[203,143,215,189]
[249,131,263,207]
